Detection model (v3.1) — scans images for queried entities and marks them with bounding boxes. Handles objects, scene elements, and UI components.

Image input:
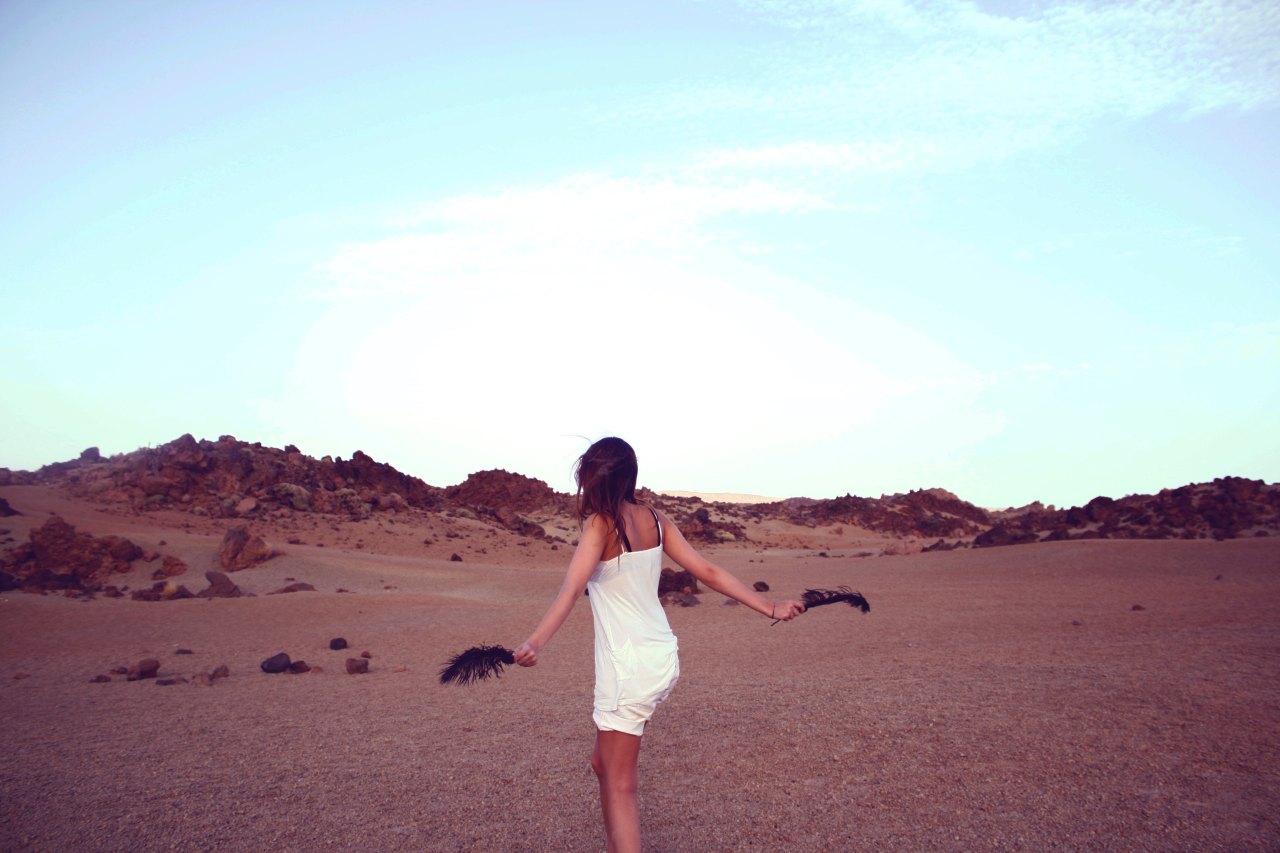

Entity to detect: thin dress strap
[616,515,632,554]
[648,505,663,547]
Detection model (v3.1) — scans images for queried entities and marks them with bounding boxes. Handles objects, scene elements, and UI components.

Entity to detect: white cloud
[653,0,1280,174]
[275,173,1000,490]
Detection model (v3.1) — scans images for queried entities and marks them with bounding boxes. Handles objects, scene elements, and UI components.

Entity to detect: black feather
[801,586,871,614]
[439,644,516,686]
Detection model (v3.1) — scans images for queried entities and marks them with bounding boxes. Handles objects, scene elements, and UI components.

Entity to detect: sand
[1,485,1278,851]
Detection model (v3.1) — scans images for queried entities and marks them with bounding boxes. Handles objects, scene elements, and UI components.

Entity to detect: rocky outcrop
[25,433,445,519]
[0,516,142,591]
[445,469,559,514]
[976,478,1280,547]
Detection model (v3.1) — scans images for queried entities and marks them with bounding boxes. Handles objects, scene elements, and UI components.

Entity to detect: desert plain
[1,480,1278,853]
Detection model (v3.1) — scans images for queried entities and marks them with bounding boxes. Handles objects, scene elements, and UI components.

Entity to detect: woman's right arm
[658,510,805,621]
[512,514,609,667]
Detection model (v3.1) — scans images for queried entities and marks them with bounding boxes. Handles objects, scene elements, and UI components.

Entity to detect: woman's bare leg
[591,729,643,853]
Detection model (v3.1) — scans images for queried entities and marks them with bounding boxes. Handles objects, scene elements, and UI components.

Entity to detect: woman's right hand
[512,640,539,667]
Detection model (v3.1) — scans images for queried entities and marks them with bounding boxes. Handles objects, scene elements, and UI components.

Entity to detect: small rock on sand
[329,637,349,650]
[260,652,291,674]
[127,659,160,681]
[345,658,369,675]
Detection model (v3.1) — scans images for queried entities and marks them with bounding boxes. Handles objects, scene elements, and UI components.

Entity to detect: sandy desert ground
[2,485,1278,852]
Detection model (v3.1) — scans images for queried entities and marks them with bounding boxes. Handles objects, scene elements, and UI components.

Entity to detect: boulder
[658,568,700,596]
[270,483,311,511]
[0,498,19,517]
[152,555,188,580]
[127,659,160,681]
[268,582,316,595]
[131,581,194,602]
[345,657,369,675]
[218,526,271,571]
[197,570,242,598]
[288,660,311,674]
[329,637,349,650]
[260,652,291,674]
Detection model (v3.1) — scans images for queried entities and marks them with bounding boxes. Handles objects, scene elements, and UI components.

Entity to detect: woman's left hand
[771,599,806,621]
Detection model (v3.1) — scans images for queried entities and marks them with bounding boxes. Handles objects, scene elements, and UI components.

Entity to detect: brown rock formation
[0,516,142,591]
[218,526,272,571]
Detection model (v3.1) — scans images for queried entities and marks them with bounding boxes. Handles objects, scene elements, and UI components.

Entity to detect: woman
[513,437,805,853]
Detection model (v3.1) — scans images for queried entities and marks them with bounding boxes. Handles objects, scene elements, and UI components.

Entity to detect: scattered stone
[1071,619,1083,627]
[109,666,128,676]
[197,570,242,598]
[393,665,407,673]
[234,497,258,517]
[156,677,188,686]
[90,674,111,683]
[268,582,316,595]
[360,650,372,659]
[175,648,194,655]
[1131,604,1146,611]
[329,637,349,650]
[192,673,213,687]
[450,553,463,562]
[210,664,230,680]
[218,525,272,571]
[752,581,770,592]
[723,599,741,606]
[260,652,292,674]
[345,657,369,674]
[660,591,700,608]
[127,659,161,681]
[131,581,195,602]
[288,660,311,674]
[1215,574,1223,581]
[152,555,188,580]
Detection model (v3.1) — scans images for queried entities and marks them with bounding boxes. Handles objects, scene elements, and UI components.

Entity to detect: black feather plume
[439,644,516,686]
[772,586,871,625]
[801,586,871,613]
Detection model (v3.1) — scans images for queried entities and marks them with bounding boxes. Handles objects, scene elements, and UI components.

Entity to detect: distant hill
[659,490,783,504]
[2,434,1276,548]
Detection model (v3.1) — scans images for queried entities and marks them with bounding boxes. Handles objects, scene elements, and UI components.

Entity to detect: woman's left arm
[512,514,609,667]
[659,510,805,621]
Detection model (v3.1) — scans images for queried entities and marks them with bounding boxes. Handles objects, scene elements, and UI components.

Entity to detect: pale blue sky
[2,0,1276,508]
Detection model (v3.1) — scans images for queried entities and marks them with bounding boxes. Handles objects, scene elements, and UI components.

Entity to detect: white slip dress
[586,506,680,735]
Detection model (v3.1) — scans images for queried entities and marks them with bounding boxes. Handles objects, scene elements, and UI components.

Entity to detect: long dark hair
[574,437,638,538]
